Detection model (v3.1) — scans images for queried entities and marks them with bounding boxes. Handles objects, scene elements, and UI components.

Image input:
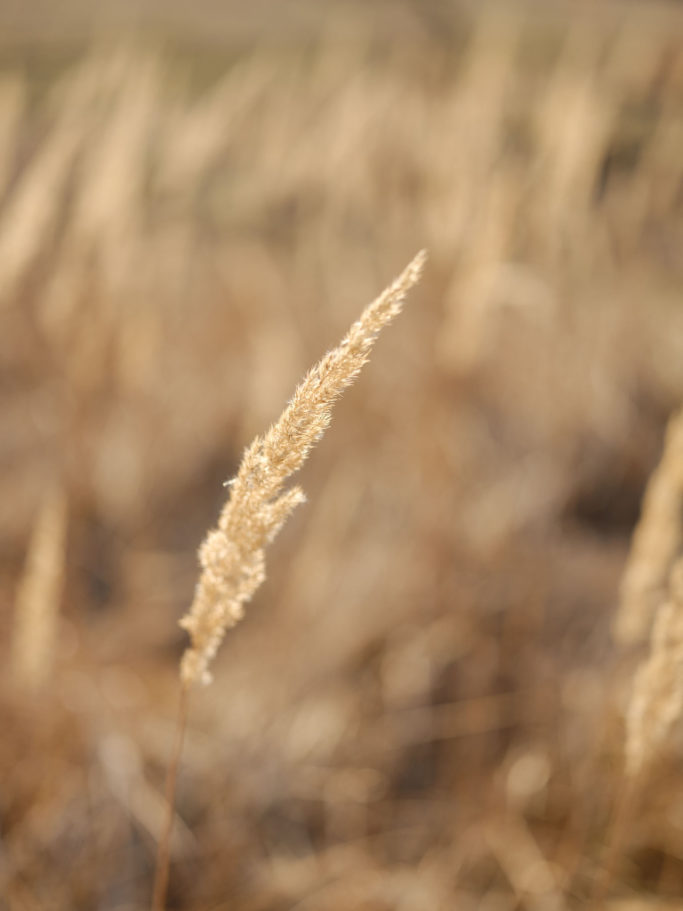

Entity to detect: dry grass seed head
[180,250,426,687]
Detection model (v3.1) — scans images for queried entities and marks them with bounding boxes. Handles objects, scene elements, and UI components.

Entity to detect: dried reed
[598,469,683,902]
[625,558,683,778]
[11,485,68,691]
[615,409,683,646]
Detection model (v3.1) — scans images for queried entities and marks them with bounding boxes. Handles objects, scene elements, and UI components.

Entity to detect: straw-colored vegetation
[11,484,67,691]
[180,251,425,689]
[626,558,683,779]
[2,2,683,908]
[616,410,683,647]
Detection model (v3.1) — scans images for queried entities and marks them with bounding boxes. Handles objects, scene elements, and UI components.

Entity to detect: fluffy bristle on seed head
[179,251,426,688]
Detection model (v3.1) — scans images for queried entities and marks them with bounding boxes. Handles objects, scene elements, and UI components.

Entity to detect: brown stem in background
[152,684,189,911]
[592,773,640,906]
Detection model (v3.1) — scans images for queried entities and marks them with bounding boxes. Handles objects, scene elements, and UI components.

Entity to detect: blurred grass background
[1,0,683,908]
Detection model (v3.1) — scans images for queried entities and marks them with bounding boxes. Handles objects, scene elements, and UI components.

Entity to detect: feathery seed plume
[180,250,426,687]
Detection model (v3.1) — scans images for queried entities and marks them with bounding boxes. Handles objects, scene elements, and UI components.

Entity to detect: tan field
[2,1,683,908]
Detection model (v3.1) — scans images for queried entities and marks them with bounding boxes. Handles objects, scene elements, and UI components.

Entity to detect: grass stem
[152,683,189,911]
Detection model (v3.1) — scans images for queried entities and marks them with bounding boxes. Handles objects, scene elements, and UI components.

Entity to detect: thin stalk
[591,772,640,906]
[152,683,189,911]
